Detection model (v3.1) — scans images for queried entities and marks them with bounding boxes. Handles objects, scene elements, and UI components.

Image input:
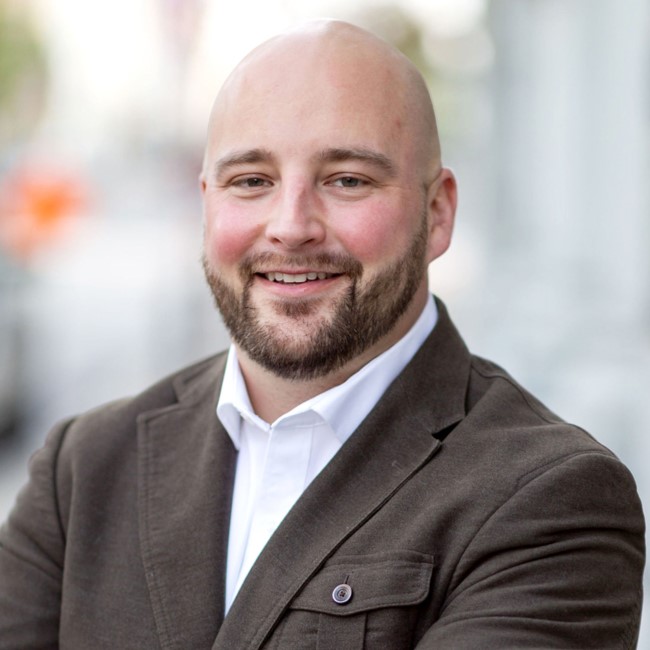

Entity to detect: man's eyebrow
[213,148,275,178]
[316,148,397,176]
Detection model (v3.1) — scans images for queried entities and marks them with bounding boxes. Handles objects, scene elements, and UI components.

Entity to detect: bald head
[203,20,441,181]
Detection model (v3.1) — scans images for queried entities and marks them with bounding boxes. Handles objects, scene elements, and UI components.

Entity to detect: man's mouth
[263,272,337,284]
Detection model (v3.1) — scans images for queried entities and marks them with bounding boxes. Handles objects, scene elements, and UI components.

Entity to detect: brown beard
[202,213,429,380]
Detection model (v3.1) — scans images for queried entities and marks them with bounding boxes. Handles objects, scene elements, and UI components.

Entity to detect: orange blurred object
[0,165,88,261]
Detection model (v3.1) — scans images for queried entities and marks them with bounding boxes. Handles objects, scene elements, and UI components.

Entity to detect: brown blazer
[0,301,644,649]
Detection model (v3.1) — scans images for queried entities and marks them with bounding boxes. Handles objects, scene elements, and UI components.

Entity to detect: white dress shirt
[217,295,438,612]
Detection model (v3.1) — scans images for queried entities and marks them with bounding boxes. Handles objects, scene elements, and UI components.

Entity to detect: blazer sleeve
[0,419,70,650]
[415,451,645,649]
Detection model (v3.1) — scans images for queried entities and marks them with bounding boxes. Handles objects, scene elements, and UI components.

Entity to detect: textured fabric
[0,299,644,649]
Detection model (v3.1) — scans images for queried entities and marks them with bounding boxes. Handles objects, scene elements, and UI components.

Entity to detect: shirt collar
[217,295,438,448]
[217,346,256,450]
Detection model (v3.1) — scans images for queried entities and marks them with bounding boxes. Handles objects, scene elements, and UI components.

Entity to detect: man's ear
[199,172,207,195]
[425,167,457,263]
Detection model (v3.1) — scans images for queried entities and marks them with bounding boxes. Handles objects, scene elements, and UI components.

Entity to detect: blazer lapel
[214,299,471,650]
[137,356,237,650]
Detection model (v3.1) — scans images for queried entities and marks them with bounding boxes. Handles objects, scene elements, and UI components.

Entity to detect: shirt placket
[234,421,313,594]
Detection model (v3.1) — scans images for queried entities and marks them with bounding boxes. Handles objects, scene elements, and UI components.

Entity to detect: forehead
[207,34,416,164]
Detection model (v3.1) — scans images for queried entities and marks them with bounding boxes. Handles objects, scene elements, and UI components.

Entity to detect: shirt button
[332,583,353,605]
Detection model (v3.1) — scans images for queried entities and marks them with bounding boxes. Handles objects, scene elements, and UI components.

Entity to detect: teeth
[264,272,333,284]
[287,273,307,283]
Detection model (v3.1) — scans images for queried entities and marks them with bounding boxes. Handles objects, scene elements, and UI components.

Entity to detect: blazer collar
[214,297,472,649]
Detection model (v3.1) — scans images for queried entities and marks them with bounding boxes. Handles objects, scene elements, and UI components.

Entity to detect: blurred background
[1,0,648,641]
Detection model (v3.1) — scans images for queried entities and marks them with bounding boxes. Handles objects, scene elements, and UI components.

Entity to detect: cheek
[203,200,260,267]
[340,225,393,263]
[335,202,418,265]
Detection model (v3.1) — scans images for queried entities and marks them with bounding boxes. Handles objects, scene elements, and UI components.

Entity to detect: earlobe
[426,168,457,263]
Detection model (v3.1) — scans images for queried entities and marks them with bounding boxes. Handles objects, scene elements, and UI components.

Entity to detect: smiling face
[201,21,456,381]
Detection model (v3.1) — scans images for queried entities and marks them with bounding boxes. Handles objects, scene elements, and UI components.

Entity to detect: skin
[201,20,457,422]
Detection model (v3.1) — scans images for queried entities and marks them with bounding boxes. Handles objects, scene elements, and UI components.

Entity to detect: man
[0,20,644,649]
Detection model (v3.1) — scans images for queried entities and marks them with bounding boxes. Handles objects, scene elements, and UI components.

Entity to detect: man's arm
[0,420,70,649]
[416,451,645,649]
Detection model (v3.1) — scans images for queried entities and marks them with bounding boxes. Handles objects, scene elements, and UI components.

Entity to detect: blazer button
[332,583,353,605]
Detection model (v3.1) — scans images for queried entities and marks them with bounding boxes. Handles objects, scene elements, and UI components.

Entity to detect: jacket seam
[470,362,611,453]
[470,362,564,427]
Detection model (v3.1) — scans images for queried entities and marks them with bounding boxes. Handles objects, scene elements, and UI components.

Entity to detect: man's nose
[264,183,326,250]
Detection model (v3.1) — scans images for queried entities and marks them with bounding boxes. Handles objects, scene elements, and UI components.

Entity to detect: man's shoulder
[54,351,228,457]
[468,354,565,424]
[462,352,616,464]
[89,351,226,419]
[402,301,611,460]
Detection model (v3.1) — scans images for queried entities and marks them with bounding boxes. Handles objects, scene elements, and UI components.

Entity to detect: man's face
[201,38,438,380]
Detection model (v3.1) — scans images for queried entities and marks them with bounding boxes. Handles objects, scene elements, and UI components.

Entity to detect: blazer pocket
[277,550,435,650]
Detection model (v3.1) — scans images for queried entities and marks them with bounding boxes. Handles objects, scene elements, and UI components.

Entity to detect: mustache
[238,251,363,278]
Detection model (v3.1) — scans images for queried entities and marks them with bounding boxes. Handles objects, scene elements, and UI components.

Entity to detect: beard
[203,213,429,380]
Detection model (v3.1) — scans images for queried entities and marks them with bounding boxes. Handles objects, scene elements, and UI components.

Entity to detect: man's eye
[236,177,268,188]
[334,177,363,188]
